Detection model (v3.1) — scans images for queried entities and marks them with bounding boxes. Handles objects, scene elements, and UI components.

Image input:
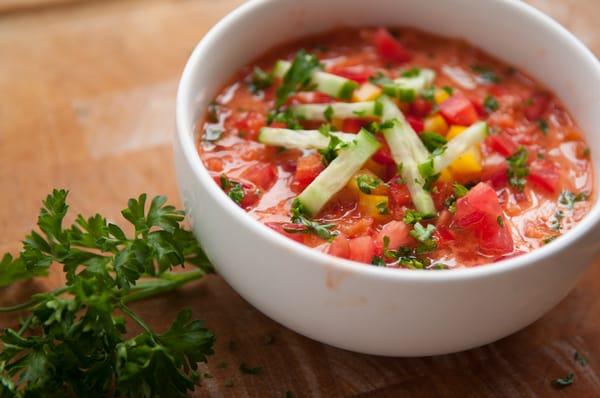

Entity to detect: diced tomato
[469,96,486,117]
[341,118,366,133]
[373,28,411,63]
[348,236,376,264]
[435,226,455,247]
[213,175,261,209]
[328,65,374,83]
[486,133,518,157]
[490,85,508,97]
[432,182,452,210]
[409,98,433,118]
[481,163,509,189]
[372,145,395,166]
[454,182,513,255]
[389,180,412,208]
[328,234,350,259]
[375,221,411,253]
[292,154,324,192]
[337,217,374,238]
[528,160,560,194]
[288,91,334,105]
[229,111,266,141]
[523,92,551,121]
[407,115,424,133]
[241,162,277,191]
[439,93,479,126]
[265,222,304,243]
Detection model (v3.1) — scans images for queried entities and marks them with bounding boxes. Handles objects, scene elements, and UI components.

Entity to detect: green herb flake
[574,351,588,366]
[248,66,274,94]
[410,223,437,253]
[276,50,321,108]
[371,256,386,266]
[543,236,558,245]
[403,210,425,225]
[471,65,501,84]
[553,372,574,388]
[376,201,390,215]
[550,210,565,231]
[286,200,337,241]
[442,86,454,95]
[356,174,381,194]
[559,190,588,211]
[203,124,223,142]
[497,216,504,227]
[369,71,393,86]
[506,147,529,191]
[484,95,499,113]
[323,105,334,122]
[420,132,448,152]
[453,183,469,198]
[537,119,549,135]
[401,67,421,78]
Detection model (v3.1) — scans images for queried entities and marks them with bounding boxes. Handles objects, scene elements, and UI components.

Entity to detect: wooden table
[1,0,599,396]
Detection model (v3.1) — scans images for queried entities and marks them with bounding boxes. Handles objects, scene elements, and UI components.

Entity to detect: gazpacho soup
[197,28,594,269]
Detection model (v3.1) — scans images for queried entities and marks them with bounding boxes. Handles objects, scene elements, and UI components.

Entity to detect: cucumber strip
[381,69,436,101]
[289,101,380,121]
[258,128,356,150]
[273,60,358,99]
[428,121,489,173]
[296,129,380,216]
[379,96,436,215]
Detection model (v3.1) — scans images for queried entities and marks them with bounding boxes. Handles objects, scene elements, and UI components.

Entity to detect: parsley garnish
[317,124,347,165]
[376,201,390,215]
[537,119,549,135]
[286,200,337,241]
[203,124,223,142]
[323,105,334,122]
[356,174,381,194]
[453,182,469,198]
[543,236,558,245]
[497,216,504,227]
[484,95,499,113]
[268,108,304,129]
[401,67,421,78]
[0,190,215,398]
[403,209,425,225]
[442,86,454,95]
[550,210,565,231]
[410,222,437,253]
[368,71,393,86]
[471,65,501,84]
[558,190,588,210]
[220,174,246,205]
[420,132,447,152]
[275,50,321,108]
[248,66,274,94]
[506,147,529,191]
[553,372,574,388]
[574,351,588,366]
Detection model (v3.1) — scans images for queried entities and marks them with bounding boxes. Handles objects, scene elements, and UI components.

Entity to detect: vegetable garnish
[506,147,530,191]
[483,95,499,113]
[286,200,337,241]
[220,174,246,205]
[356,174,381,194]
[574,351,588,366]
[558,190,588,211]
[248,66,274,94]
[274,51,321,108]
[471,65,500,84]
[0,190,215,398]
[553,372,574,388]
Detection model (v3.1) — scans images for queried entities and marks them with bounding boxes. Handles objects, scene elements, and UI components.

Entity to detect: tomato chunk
[292,154,324,192]
[328,65,374,83]
[229,111,266,141]
[265,222,304,243]
[375,221,411,253]
[241,163,277,191]
[439,93,479,126]
[481,163,509,189]
[454,182,513,255]
[389,180,412,208]
[328,234,350,259]
[348,236,376,264]
[528,160,560,194]
[373,28,411,63]
[523,92,551,121]
[486,133,518,157]
[409,98,433,118]
[341,118,366,133]
[407,116,424,133]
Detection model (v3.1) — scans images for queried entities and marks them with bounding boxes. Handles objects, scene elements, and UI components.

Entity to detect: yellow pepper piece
[424,114,448,135]
[438,168,454,183]
[347,169,386,196]
[434,88,451,104]
[446,125,468,140]
[449,147,482,177]
[352,82,382,102]
[358,193,390,221]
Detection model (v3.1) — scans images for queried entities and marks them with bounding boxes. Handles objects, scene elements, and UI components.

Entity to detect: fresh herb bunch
[0,190,215,398]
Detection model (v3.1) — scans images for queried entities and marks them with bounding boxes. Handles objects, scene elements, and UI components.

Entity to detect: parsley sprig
[0,190,215,397]
[506,147,529,191]
[275,51,321,108]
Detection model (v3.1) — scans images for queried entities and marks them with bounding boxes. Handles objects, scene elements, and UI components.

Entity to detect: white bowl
[175,0,600,356]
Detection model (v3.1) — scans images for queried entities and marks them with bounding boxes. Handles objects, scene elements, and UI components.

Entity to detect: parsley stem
[0,286,68,313]
[122,269,207,304]
[118,303,154,336]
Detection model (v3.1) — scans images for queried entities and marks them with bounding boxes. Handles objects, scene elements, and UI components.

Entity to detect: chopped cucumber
[427,122,488,173]
[296,129,380,216]
[258,128,356,150]
[289,101,381,121]
[379,96,436,215]
[273,60,358,99]
[381,69,436,102]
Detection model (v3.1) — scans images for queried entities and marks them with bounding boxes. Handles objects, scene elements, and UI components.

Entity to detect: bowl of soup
[174,0,600,356]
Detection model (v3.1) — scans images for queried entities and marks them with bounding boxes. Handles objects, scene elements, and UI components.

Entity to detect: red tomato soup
[197,28,594,270]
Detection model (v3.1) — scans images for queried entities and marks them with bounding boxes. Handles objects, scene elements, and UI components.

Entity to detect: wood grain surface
[1,0,599,396]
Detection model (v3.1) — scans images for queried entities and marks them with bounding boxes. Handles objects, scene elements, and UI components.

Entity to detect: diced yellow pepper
[424,114,448,135]
[438,168,454,183]
[449,147,482,178]
[347,169,386,196]
[352,82,382,102]
[358,193,390,221]
[434,88,451,104]
[446,125,468,140]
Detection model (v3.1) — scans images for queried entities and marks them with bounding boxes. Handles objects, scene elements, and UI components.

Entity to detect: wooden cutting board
[1,0,599,396]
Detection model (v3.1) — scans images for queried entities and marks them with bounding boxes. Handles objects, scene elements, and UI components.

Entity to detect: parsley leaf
[537,119,549,135]
[420,132,447,152]
[574,351,588,366]
[219,174,246,205]
[248,66,274,94]
[318,124,347,165]
[410,223,437,253]
[471,65,501,84]
[484,95,499,113]
[356,174,381,194]
[275,50,321,108]
[403,210,425,225]
[558,190,588,211]
[506,147,529,191]
[286,200,337,241]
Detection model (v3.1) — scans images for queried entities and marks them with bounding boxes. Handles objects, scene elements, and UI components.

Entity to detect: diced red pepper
[328,234,350,259]
[435,226,456,247]
[407,115,424,133]
[528,160,560,194]
[523,92,551,121]
[375,221,411,254]
[454,182,513,255]
[409,98,433,118]
[486,133,519,157]
[373,28,411,63]
[342,118,366,133]
[241,162,277,191]
[328,65,374,83]
[348,236,376,264]
[292,154,324,192]
[439,93,479,126]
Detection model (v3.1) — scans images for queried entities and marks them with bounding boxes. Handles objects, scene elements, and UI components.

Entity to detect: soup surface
[197,27,594,269]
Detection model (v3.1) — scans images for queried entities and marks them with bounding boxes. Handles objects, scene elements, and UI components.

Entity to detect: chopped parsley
[323,105,334,122]
[574,351,588,366]
[203,124,223,142]
[453,182,469,198]
[318,124,347,165]
[268,108,304,129]
[506,147,529,191]
[497,216,504,227]
[442,86,454,95]
[403,209,426,225]
[371,256,386,266]
[376,201,390,215]
[484,95,499,113]
[550,210,565,231]
[248,66,274,94]
[471,65,501,84]
[420,132,447,152]
[553,372,574,388]
[287,199,337,241]
[275,50,321,108]
[368,71,393,86]
[543,236,558,245]
[401,67,421,78]
[356,174,381,194]
[537,119,549,135]
[421,87,435,102]
[410,222,437,253]
[220,174,246,205]
[558,190,588,210]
